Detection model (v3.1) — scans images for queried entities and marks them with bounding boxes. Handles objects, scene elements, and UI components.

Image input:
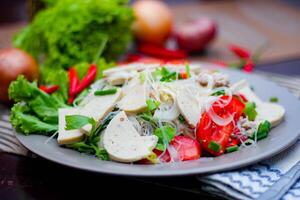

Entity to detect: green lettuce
[14,0,134,69]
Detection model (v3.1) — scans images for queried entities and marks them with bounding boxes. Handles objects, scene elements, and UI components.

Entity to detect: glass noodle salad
[9,63,285,164]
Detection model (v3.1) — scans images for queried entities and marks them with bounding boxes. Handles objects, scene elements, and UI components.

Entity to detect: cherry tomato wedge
[197,95,245,156]
[170,136,201,161]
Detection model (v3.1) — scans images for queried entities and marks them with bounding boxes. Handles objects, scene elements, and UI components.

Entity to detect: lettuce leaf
[9,76,65,135]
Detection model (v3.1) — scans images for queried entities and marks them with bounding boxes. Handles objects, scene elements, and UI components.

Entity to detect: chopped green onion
[185,64,191,78]
[208,141,221,152]
[243,102,257,121]
[211,89,225,96]
[251,120,271,140]
[139,72,145,83]
[94,88,117,96]
[226,145,239,153]
[269,96,278,103]
[178,114,186,123]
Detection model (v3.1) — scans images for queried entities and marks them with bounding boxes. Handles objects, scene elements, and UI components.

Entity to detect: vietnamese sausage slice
[103,111,158,163]
[57,108,84,145]
[80,88,122,132]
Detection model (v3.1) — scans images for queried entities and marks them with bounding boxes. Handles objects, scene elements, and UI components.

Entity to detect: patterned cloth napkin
[0,71,300,200]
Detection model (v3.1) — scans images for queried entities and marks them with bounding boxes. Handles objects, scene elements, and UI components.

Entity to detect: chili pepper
[243,59,254,73]
[39,85,59,94]
[68,67,79,104]
[74,64,97,95]
[68,68,79,96]
[138,43,187,60]
[229,44,251,59]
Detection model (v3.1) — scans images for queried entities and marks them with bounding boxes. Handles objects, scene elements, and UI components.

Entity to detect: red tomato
[197,95,244,156]
[179,71,188,79]
[170,136,201,161]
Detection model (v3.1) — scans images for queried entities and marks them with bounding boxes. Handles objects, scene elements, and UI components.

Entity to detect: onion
[174,17,217,52]
[132,0,173,45]
[0,48,39,103]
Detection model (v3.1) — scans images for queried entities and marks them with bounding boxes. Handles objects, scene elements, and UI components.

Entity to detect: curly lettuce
[14,0,134,69]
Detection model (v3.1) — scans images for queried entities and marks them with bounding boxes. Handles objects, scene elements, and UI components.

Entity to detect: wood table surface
[0,1,300,200]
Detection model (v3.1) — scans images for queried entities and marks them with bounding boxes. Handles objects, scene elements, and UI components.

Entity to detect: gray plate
[15,66,300,177]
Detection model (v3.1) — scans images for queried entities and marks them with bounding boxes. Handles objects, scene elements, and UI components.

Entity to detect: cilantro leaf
[243,102,257,121]
[146,99,160,111]
[154,125,176,151]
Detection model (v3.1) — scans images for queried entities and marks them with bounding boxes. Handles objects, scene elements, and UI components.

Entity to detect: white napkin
[198,139,300,200]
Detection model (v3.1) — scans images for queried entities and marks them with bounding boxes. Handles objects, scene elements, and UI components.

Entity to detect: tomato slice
[170,136,201,161]
[197,95,244,156]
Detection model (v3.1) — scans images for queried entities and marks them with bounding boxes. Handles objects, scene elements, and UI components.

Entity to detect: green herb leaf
[243,102,257,121]
[208,141,221,152]
[254,120,271,140]
[185,64,191,78]
[65,115,96,130]
[178,114,186,123]
[94,88,117,96]
[139,72,145,83]
[146,99,160,111]
[154,125,176,151]
[269,96,279,103]
[152,67,177,82]
[211,89,225,96]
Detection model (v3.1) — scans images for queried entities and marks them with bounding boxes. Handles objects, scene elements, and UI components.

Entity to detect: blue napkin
[198,139,300,199]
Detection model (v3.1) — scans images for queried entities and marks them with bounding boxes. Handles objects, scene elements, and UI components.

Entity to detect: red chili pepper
[74,64,97,95]
[138,43,187,60]
[39,85,59,94]
[68,68,80,104]
[229,44,251,59]
[243,59,254,73]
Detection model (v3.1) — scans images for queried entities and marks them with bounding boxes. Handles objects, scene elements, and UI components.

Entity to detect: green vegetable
[9,76,64,135]
[269,96,279,103]
[243,102,257,121]
[178,114,186,123]
[139,72,145,83]
[152,67,177,82]
[226,145,239,153]
[185,64,191,78]
[254,120,271,140]
[40,66,69,103]
[10,103,58,135]
[14,0,134,69]
[154,125,176,151]
[208,141,221,152]
[65,115,96,130]
[94,88,117,96]
[67,112,116,160]
[146,99,160,112]
[9,75,65,122]
[73,89,89,106]
[211,90,225,96]
[138,112,157,126]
